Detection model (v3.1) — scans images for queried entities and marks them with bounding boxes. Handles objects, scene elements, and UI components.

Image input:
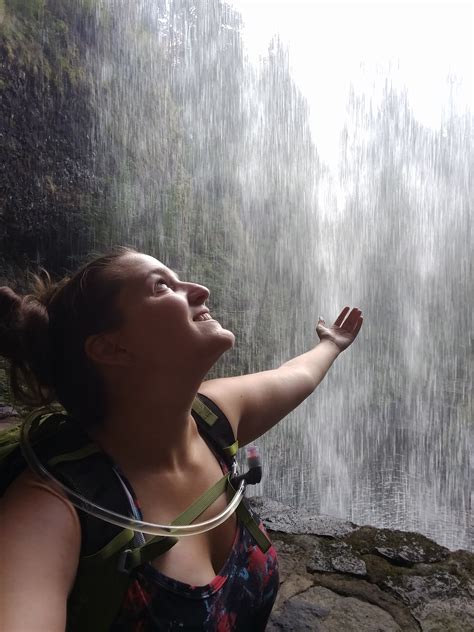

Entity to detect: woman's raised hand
[316,307,363,352]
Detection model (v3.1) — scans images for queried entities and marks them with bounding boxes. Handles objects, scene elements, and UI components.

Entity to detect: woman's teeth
[196,313,212,321]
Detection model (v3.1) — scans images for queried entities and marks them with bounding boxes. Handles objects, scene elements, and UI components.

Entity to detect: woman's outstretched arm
[199,307,363,445]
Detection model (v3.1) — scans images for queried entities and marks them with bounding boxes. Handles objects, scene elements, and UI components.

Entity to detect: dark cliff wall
[0,0,108,278]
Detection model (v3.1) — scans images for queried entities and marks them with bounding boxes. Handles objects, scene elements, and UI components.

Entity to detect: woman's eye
[154,279,169,292]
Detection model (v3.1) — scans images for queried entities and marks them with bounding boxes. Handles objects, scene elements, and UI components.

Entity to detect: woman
[0,246,363,631]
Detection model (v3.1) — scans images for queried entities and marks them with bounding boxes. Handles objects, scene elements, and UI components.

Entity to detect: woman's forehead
[120,253,169,278]
[117,254,173,296]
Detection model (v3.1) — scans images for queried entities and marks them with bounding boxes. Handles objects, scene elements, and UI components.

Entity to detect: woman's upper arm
[199,366,313,446]
[0,470,81,632]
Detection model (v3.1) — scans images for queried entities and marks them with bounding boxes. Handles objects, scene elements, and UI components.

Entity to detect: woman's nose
[184,282,210,304]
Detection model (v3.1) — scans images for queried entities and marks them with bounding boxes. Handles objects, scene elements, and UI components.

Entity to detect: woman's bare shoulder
[0,467,81,573]
[0,469,81,630]
[2,467,80,535]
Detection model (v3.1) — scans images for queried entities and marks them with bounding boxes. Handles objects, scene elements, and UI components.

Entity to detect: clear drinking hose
[20,414,245,537]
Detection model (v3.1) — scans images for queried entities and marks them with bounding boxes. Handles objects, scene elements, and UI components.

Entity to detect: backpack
[0,393,271,631]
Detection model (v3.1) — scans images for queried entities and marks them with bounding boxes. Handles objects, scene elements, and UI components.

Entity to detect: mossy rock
[362,552,419,586]
[344,525,449,565]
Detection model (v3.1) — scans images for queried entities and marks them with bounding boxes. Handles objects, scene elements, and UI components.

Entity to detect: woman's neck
[90,370,206,476]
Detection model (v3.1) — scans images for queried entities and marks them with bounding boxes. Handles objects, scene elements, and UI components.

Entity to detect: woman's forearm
[279,339,341,395]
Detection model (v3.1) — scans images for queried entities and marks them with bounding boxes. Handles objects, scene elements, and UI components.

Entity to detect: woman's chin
[198,320,235,356]
[218,326,236,349]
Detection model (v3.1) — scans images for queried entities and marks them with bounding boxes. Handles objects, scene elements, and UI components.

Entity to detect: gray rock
[414,597,474,632]
[249,496,356,537]
[307,539,367,576]
[268,596,329,631]
[374,543,448,566]
[381,571,474,629]
[270,586,403,632]
[382,571,464,607]
[254,496,474,632]
[346,525,450,564]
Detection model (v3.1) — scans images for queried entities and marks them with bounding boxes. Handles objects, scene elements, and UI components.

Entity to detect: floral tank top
[109,417,279,631]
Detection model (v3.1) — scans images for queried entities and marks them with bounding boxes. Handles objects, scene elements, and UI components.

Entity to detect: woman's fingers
[346,308,362,330]
[336,307,362,330]
[326,307,363,339]
[334,306,350,327]
[352,316,363,337]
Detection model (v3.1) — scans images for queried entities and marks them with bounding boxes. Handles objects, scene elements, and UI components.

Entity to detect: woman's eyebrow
[144,268,181,282]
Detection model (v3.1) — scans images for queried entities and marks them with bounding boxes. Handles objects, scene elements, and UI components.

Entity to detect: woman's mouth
[194,312,213,322]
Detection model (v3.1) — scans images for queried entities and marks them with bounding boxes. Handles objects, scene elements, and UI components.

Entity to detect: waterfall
[3,0,471,550]
[65,0,474,551]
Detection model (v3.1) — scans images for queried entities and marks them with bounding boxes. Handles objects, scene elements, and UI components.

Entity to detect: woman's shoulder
[0,469,81,630]
[1,467,81,548]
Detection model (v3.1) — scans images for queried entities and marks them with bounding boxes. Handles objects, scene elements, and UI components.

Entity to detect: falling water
[15,0,472,550]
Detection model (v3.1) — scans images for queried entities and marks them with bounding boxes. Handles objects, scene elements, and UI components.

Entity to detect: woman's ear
[85,332,131,367]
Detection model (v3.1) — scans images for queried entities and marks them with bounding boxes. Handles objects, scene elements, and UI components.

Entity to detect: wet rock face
[0,2,108,274]
[249,497,356,538]
[268,587,403,632]
[307,540,367,576]
[267,596,330,632]
[248,498,474,632]
[344,525,450,566]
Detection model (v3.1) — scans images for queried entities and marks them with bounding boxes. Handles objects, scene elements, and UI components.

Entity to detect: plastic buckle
[117,548,133,574]
[231,460,239,477]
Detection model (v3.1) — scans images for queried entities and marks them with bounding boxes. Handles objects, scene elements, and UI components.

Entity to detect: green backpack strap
[192,394,272,555]
[69,472,233,632]
[192,394,239,464]
[4,401,271,630]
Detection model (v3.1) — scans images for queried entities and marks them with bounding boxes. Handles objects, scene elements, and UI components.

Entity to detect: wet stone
[307,539,367,576]
[382,571,463,607]
[267,596,330,631]
[249,497,356,538]
[346,526,450,564]
[375,543,448,566]
[270,587,403,632]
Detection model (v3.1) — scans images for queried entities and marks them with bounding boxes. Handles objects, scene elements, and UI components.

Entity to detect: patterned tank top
[109,413,279,631]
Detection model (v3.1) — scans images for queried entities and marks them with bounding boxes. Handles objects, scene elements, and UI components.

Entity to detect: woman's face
[111,253,235,373]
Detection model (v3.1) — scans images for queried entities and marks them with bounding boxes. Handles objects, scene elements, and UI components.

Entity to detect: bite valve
[232,445,262,486]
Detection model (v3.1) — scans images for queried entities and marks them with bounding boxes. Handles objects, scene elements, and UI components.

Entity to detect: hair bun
[0,286,23,312]
[0,284,55,398]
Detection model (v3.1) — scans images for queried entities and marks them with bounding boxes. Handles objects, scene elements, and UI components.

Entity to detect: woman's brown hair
[0,246,137,428]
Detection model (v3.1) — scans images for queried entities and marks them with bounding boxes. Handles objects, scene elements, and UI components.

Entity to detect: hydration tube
[20,413,246,537]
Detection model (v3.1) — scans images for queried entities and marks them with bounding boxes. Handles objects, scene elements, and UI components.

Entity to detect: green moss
[344,525,448,561]
[0,1,87,91]
[6,0,45,20]
[362,553,410,584]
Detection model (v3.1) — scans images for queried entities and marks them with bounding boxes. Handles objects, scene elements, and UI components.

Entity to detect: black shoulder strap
[192,394,273,556]
[191,393,239,468]
[26,413,132,557]
[53,451,133,556]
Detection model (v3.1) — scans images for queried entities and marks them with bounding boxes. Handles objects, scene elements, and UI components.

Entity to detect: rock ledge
[249,497,474,632]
